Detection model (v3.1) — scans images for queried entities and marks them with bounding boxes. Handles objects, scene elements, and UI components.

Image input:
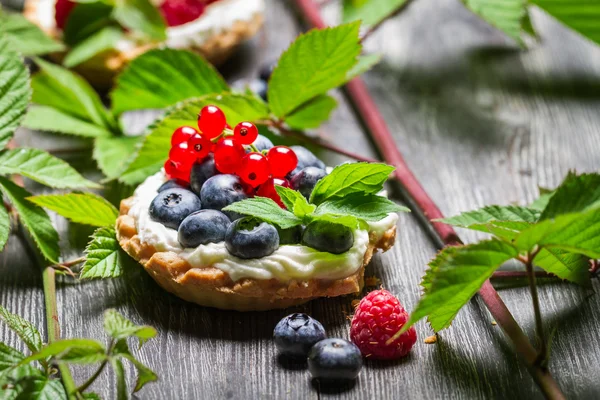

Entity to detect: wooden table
[2,0,600,398]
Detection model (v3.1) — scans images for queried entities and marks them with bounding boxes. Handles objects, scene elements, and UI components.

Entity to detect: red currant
[168,142,196,168]
[233,122,259,145]
[187,133,213,161]
[267,146,298,178]
[164,159,190,182]
[171,126,197,146]
[214,138,245,174]
[198,105,226,139]
[240,153,271,187]
[256,178,290,208]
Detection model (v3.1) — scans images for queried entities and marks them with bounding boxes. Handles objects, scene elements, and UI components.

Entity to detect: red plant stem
[292,1,565,398]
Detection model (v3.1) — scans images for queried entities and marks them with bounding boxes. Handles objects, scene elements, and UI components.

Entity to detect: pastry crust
[23,0,264,88]
[116,197,398,311]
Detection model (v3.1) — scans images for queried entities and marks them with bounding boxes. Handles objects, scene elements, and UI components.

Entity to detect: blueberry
[302,220,354,254]
[200,174,247,220]
[289,146,326,177]
[273,313,326,358]
[149,188,201,230]
[247,134,274,153]
[277,225,303,245]
[259,61,276,82]
[307,339,363,381]
[225,217,279,259]
[158,179,189,192]
[290,167,327,199]
[190,155,217,195]
[178,210,231,248]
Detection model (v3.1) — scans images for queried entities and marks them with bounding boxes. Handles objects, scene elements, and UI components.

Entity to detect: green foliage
[539,173,600,219]
[22,106,113,138]
[532,0,600,45]
[81,228,124,279]
[0,12,65,56]
[275,186,316,218]
[315,194,409,221]
[27,193,119,227]
[343,0,409,27]
[462,0,529,45]
[346,54,382,81]
[113,0,167,41]
[64,27,124,68]
[63,2,115,46]
[285,95,337,130]
[223,198,303,229]
[0,204,8,254]
[103,309,157,344]
[534,248,591,287]
[0,306,43,354]
[93,135,143,179]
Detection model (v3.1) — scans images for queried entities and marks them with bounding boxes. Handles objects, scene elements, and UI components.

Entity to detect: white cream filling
[128,171,399,282]
[36,0,265,51]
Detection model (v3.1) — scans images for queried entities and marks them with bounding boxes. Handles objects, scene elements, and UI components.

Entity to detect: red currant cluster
[165,105,299,207]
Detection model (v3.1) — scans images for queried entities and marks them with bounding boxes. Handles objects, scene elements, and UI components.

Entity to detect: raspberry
[55,0,77,30]
[350,289,416,360]
[159,0,206,27]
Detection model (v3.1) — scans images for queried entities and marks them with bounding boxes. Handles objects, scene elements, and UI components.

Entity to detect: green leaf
[285,95,337,130]
[103,309,157,344]
[0,12,65,56]
[407,240,518,332]
[0,37,31,148]
[0,306,43,354]
[0,149,99,189]
[80,227,124,279]
[22,106,113,138]
[342,0,409,27]
[529,190,554,211]
[8,375,67,400]
[540,173,600,220]
[32,59,116,132]
[0,203,10,254]
[309,213,361,230]
[223,198,303,229]
[309,162,395,205]
[112,340,156,392]
[274,186,315,218]
[0,343,25,373]
[345,53,382,82]
[120,94,269,184]
[113,0,167,41]
[268,22,362,117]
[64,27,123,68]
[461,0,528,45]
[27,193,118,227]
[531,0,600,45]
[94,136,142,179]
[111,358,128,400]
[63,2,115,46]
[534,248,591,287]
[21,339,106,365]
[315,194,408,221]
[111,48,229,115]
[82,393,102,400]
[0,177,60,263]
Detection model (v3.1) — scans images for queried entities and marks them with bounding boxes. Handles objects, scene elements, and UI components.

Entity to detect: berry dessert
[24,0,265,86]
[116,105,404,310]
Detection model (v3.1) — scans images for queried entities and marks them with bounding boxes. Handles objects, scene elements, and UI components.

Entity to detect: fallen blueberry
[274,313,326,358]
[308,338,363,381]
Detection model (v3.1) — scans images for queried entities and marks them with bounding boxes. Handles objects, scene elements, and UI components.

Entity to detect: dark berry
[249,134,274,153]
[158,179,189,192]
[289,146,326,177]
[225,217,279,259]
[178,210,231,247]
[302,220,354,254]
[259,61,276,82]
[307,339,363,381]
[267,146,298,178]
[214,138,245,174]
[149,188,201,230]
[200,174,247,220]
[189,155,216,195]
[233,122,259,145]
[239,153,271,187]
[198,105,226,139]
[290,167,327,199]
[171,126,197,146]
[277,225,303,245]
[273,313,326,358]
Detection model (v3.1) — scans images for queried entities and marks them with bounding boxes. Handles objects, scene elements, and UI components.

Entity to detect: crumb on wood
[351,299,360,309]
[424,335,437,344]
[364,276,381,287]
[491,320,497,326]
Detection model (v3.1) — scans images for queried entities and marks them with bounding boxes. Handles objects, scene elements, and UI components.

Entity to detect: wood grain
[1,0,599,398]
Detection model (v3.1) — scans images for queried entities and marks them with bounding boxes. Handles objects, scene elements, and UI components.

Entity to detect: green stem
[248,144,260,153]
[76,360,108,393]
[523,248,547,367]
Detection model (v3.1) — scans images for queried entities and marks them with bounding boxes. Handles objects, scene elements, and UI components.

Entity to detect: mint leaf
[315,194,408,221]
[63,2,114,46]
[113,0,167,41]
[407,240,518,332]
[0,12,65,56]
[27,193,118,227]
[7,375,68,400]
[21,339,106,365]
[81,227,124,279]
[0,203,9,254]
[64,27,123,68]
[343,0,409,27]
[94,135,142,179]
[0,343,25,373]
[309,162,394,205]
[268,22,362,117]
[285,95,337,130]
[111,358,128,400]
[532,0,600,45]
[0,177,60,262]
[461,0,529,45]
[345,53,381,81]
[112,340,157,392]
[540,173,600,220]
[534,248,591,287]
[111,48,229,115]
[0,37,31,148]
[104,309,156,344]
[22,106,113,138]
[223,198,303,229]
[120,94,269,184]
[274,186,315,218]
[310,214,361,230]
[0,305,43,354]
[0,149,99,189]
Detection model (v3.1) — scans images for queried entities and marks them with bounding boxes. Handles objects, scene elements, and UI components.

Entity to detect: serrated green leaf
[63,2,115,46]
[315,194,408,222]
[0,203,10,254]
[0,178,60,262]
[274,186,315,218]
[21,339,105,365]
[27,193,118,227]
[64,27,123,68]
[531,0,600,45]
[81,227,124,279]
[0,149,99,189]
[345,53,382,81]
[112,340,157,392]
[6,375,67,400]
[407,240,518,332]
[22,106,113,138]
[0,37,31,148]
[111,358,128,400]
[120,94,269,184]
[223,198,302,229]
[309,162,394,205]
[103,309,156,344]
[0,12,65,56]
[342,0,409,27]
[534,248,591,287]
[268,22,362,117]
[529,190,554,211]
[462,0,528,45]
[540,173,600,220]
[285,95,337,130]
[94,135,143,179]
[0,343,25,373]
[111,48,229,115]
[0,306,43,355]
[113,0,167,41]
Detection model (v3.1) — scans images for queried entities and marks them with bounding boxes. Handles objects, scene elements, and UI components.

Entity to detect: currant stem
[248,144,260,153]
[523,248,548,367]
